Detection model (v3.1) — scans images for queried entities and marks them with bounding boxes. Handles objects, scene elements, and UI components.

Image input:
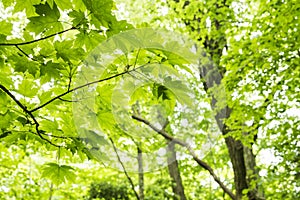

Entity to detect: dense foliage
[0,0,299,199]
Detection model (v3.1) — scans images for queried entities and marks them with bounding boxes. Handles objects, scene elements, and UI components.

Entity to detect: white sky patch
[0,2,29,40]
[10,12,29,39]
[157,147,166,157]
[250,31,262,39]
[0,185,10,193]
[180,118,188,127]
[0,2,13,19]
[286,107,300,118]
[234,34,242,41]
[157,6,168,16]
[257,148,282,166]
[259,168,268,177]
[240,90,265,108]
[205,17,211,32]
[245,119,254,126]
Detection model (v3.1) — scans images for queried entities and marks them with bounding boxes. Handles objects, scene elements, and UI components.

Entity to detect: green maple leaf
[41,163,75,185]
[14,0,41,17]
[18,78,39,98]
[40,61,62,79]
[26,2,63,35]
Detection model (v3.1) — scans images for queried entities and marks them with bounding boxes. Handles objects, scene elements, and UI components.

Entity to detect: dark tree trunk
[195,3,260,199]
[137,146,144,200]
[201,63,259,200]
[199,55,251,200]
[168,1,263,199]
[224,134,248,199]
[243,144,264,200]
[167,141,187,200]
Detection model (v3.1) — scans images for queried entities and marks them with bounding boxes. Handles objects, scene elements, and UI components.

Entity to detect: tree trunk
[199,56,251,199]
[224,134,248,199]
[168,1,263,198]
[243,144,265,200]
[167,141,187,200]
[202,65,259,200]
[197,6,261,199]
[137,146,144,200]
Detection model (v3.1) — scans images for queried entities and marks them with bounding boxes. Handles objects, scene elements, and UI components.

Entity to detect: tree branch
[30,65,145,112]
[39,131,74,139]
[0,84,61,147]
[58,97,78,102]
[132,114,237,200]
[109,138,140,200]
[0,27,77,46]
[15,45,37,61]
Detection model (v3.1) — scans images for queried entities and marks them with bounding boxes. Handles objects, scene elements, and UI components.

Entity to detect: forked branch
[132,114,236,200]
[0,84,61,147]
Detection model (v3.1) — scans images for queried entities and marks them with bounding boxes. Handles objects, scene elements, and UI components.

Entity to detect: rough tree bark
[200,45,260,200]
[169,0,262,199]
[167,141,187,200]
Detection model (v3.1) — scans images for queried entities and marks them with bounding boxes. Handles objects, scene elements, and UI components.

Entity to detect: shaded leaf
[41,162,75,185]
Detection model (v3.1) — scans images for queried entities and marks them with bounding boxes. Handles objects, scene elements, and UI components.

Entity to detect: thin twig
[30,65,146,112]
[67,64,75,92]
[15,45,38,61]
[0,27,77,46]
[40,131,74,139]
[109,138,140,200]
[58,97,78,102]
[67,75,72,91]
[132,114,237,200]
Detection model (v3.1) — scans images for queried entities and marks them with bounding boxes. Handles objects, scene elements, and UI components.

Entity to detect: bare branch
[109,138,140,200]
[132,114,237,200]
